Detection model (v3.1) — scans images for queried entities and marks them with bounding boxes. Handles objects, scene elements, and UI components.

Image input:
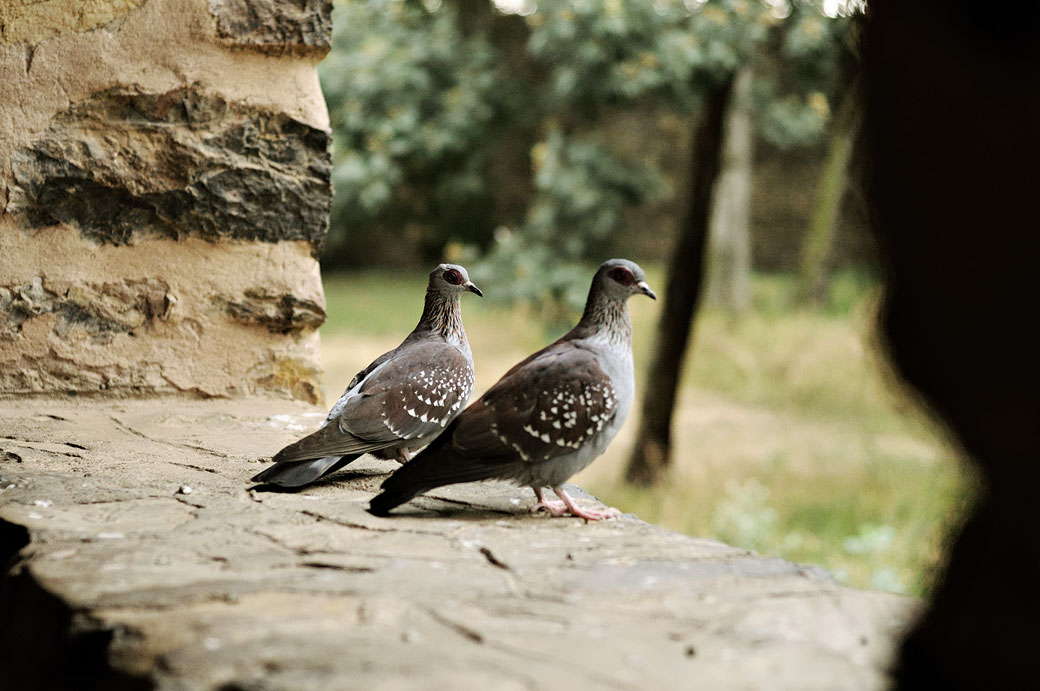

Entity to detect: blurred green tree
[318,0,861,483]
[616,1,860,485]
[476,0,765,318]
[783,8,862,306]
[706,4,861,312]
[319,1,853,288]
[705,65,754,314]
[319,0,506,266]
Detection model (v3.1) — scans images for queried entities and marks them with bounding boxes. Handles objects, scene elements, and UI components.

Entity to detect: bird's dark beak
[466,281,483,297]
[637,281,657,300]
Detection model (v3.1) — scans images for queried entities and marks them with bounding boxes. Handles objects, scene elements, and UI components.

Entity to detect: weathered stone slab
[0,0,147,45]
[223,289,327,335]
[1,276,174,342]
[7,86,331,255]
[0,398,916,690]
[208,0,333,56]
[0,229,326,400]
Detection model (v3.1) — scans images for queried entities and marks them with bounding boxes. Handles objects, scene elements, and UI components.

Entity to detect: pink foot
[530,487,619,521]
[530,487,569,516]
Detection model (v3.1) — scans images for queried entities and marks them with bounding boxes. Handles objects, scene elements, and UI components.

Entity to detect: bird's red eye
[443,269,464,285]
[607,266,636,285]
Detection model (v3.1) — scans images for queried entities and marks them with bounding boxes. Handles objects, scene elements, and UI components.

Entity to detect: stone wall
[0,0,333,402]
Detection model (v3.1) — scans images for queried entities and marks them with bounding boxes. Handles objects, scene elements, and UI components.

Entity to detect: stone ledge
[0,398,915,690]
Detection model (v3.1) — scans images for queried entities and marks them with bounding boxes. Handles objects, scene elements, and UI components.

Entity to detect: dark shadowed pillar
[862,2,1040,688]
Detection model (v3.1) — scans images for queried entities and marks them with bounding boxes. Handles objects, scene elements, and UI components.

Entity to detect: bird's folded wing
[269,423,399,464]
[447,344,619,469]
[276,342,474,463]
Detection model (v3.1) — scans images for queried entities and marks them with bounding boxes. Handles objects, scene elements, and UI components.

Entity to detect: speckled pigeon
[250,264,482,488]
[368,258,656,520]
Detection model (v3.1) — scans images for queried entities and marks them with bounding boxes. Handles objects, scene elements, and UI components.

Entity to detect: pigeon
[250,264,482,488]
[368,258,656,520]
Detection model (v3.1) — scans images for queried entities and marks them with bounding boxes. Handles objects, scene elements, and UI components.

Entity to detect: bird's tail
[250,453,361,488]
[367,470,436,516]
[368,436,501,516]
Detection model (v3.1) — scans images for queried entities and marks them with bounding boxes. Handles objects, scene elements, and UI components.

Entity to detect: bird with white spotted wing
[250,264,481,488]
[369,259,655,519]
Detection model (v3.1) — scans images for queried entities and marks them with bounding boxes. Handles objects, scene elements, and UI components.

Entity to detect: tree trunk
[624,75,736,486]
[795,85,859,307]
[706,66,755,315]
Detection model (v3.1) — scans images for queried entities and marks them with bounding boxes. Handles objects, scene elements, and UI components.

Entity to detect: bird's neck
[570,286,632,349]
[416,290,469,348]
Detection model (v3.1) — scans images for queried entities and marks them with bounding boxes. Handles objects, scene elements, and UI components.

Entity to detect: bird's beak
[637,281,657,300]
[465,282,483,297]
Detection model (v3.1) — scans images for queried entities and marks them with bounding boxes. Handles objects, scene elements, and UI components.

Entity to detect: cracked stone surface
[0,398,916,690]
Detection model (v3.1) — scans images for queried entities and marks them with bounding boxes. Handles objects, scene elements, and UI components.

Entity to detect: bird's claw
[530,499,570,517]
[530,497,619,521]
[566,506,620,521]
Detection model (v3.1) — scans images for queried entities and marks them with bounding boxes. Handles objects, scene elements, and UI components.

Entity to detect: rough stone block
[208,0,333,56]
[0,0,333,401]
[0,0,146,45]
[7,86,331,256]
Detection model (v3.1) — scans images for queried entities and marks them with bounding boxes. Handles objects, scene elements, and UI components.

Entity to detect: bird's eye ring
[443,269,464,285]
[607,266,636,286]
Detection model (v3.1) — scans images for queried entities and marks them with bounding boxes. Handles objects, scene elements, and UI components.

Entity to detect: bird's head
[596,258,656,301]
[429,263,483,298]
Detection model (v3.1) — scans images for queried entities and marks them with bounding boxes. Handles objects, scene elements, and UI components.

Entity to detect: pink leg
[395,448,417,465]
[529,487,569,516]
[552,486,618,521]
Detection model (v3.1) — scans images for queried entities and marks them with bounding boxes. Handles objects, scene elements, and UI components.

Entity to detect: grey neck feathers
[416,290,468,348]
[568,281,633,348]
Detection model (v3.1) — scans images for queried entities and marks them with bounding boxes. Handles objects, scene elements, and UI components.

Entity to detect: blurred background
[315,0,976,596]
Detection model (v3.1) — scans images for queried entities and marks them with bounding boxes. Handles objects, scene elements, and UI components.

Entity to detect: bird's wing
[272,341,473,463]
[342,341,474,441]
[443,342,619,474]
[369,342,620,514]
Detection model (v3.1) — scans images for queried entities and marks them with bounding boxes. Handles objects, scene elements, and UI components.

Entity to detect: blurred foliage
[524,0,761,111]
[320,0,859,310]
[755,3,859,149]
[320,0,503,263]
[470,127,663,325]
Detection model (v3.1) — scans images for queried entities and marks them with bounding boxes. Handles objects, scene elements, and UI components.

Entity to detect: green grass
[603,446,975,596]
[319,267,977,597]
[322,272,437,338]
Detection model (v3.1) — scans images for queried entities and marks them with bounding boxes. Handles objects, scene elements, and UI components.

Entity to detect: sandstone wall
[0,0,333,402]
